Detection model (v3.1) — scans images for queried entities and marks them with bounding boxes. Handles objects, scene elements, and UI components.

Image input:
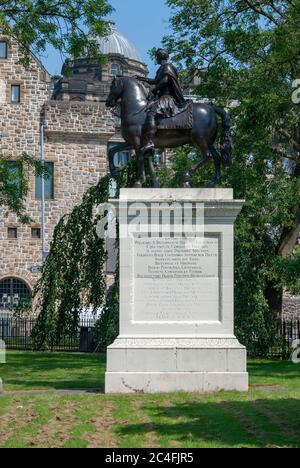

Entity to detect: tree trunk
[265,280,283,320]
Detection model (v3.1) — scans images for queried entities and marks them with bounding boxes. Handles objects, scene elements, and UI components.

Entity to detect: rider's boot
[141,113,156,153]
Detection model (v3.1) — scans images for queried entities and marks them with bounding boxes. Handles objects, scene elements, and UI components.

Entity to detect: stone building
[0,26,147,316]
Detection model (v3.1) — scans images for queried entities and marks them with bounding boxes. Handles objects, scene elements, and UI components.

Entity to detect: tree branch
[244,0,281,25]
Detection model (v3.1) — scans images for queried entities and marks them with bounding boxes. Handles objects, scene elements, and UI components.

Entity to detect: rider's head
[156,49,169,64]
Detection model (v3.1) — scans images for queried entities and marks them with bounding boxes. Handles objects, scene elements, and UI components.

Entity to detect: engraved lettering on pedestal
[133,236,220,323]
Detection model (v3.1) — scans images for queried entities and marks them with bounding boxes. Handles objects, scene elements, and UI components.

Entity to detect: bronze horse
[106,76,232,188]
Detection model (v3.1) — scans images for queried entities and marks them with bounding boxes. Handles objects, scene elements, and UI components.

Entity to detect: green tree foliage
[162,0,300,353]
[0,0,113,64]
[31,175,110,349]
[94,273,119,352]
[0,153,48,223]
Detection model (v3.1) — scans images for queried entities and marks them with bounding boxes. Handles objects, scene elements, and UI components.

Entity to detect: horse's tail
[214,106,233,166]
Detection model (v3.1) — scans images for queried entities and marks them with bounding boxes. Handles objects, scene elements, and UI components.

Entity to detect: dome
[96,24,142,62]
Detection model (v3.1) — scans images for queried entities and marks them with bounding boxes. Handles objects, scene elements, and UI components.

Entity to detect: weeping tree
[31,158,139,350]
[31,176,110,349]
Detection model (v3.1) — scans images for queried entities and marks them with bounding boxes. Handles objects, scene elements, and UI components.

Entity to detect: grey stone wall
[282,293,300,321]
[0,37,115,309]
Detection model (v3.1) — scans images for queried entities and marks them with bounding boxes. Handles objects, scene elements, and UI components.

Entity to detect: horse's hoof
[181,173,191,188]
[207,178,221,188]
[133,181,143,189]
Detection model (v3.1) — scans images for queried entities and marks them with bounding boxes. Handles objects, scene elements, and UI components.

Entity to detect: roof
[95,24,142,62]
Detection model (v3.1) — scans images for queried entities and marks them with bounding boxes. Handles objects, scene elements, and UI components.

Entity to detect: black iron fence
[0,317,98,353]
[272,320,300,359]
[0,317,299,357]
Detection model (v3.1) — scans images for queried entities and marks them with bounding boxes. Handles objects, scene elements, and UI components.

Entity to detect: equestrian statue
[106,49,233,188]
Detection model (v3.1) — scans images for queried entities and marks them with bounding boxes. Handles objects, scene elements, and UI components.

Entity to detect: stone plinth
[105,189,248,394]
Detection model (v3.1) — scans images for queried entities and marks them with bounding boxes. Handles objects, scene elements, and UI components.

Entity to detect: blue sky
[44,0,172,76]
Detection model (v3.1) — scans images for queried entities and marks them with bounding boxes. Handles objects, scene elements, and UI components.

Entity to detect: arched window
[110,63,120,77]
[108,144,131,170]
[0,278,31,310]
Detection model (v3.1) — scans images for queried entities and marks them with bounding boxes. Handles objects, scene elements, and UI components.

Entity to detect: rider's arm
[152,75,169,94]
[136,76,156,85]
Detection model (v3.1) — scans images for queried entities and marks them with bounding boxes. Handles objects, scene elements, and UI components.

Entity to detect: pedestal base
[105,338,249,394]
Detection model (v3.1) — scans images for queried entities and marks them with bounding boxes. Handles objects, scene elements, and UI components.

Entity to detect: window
[114,151,130,168]
[114,115,121,127]
[108,144,131,169]
[0,41,7,59]
[110,63,120,77]
[35,162,54,200]
[31,228,41,239]
[7,228,17,239]
[11,84,21,103]
[0,278,31,310]
[94,67,102,81]
[155,150,165,166]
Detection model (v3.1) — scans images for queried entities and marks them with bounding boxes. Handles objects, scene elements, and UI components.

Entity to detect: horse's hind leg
[207,145,222,188]
[182,141,212,188]
[147,150,160,188]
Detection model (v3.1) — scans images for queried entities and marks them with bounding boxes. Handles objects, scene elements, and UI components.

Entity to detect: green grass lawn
[0,351,106,392]
[0,351,300,448]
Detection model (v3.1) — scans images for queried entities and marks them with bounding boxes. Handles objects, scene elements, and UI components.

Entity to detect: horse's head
[106,77,124,108]
[106,76,148,108]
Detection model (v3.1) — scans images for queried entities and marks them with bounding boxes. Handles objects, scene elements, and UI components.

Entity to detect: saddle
[157,101,193,130]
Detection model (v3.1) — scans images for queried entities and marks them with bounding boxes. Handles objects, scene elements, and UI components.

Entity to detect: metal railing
[0,317,97,353]
[0,317,299,357]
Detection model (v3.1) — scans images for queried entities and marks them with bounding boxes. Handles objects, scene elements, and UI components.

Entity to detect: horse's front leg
[147,150,160,188]
[131,136,146,188]
[133,151,146,188]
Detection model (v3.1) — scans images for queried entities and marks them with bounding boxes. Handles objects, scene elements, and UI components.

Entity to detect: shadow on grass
[2,351,106,391]
[115,398,300,448]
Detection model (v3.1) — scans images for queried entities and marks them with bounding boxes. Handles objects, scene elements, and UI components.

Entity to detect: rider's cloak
[155,62,186,106]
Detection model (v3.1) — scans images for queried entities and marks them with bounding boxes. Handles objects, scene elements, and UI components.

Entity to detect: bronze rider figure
[136,49,186,153]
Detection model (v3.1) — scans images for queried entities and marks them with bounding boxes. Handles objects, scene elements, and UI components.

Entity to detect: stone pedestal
[105,189,248,394]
